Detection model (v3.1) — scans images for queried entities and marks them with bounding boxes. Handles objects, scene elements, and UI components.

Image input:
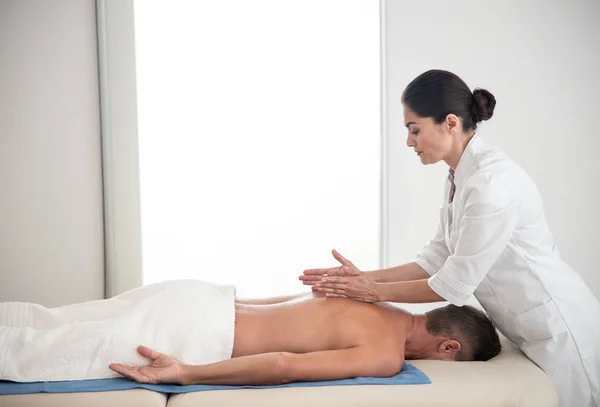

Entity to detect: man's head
[423,304,501,362]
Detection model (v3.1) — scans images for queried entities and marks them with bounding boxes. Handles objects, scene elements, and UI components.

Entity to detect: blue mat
[0,363,429,395]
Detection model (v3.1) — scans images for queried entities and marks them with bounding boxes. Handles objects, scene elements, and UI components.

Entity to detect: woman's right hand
[299,249,362,286]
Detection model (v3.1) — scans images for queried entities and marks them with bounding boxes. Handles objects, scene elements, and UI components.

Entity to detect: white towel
[0,279,236,382]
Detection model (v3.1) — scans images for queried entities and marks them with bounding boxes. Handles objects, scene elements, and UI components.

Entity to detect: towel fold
[0,280,236,382]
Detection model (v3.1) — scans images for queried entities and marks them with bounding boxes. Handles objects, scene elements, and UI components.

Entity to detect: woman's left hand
[314,267,380,303]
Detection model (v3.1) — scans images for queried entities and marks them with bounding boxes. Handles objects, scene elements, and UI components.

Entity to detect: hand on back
[299,249,379,303]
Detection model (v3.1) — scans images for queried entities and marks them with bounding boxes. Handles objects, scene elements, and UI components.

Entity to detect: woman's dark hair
[425,304,502,361]
[401,69,496,132]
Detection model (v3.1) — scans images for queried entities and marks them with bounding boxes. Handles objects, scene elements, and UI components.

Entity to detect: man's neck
[403,314,436,360]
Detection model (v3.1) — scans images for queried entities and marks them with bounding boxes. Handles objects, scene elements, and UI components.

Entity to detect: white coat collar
[452,133,481,190]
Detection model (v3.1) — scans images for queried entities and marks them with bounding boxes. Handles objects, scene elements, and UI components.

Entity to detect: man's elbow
[370,355,404,377]
[274,352,295,384]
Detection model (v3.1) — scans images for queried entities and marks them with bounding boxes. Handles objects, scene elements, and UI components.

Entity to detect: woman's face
[403,105,453,165]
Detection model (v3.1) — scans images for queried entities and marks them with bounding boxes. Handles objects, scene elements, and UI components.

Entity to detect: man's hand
[109,346,185,384]
[299,249,362,286]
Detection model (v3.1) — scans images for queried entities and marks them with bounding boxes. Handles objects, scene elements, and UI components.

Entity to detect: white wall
[0,0,104,306]
[384,0,600,300]
[132,1,380,298]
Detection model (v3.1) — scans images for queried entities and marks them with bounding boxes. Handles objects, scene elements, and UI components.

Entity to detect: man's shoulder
[354,305,408,345]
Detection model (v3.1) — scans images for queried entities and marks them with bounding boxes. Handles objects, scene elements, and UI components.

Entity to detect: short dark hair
[425,304,501,361]
[401,69,496,132]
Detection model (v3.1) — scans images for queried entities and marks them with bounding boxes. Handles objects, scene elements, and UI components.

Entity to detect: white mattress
[0,389,166,407]
[168,336,558,407]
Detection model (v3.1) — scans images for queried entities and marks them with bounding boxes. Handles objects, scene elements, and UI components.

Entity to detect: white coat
[414,134,600,407]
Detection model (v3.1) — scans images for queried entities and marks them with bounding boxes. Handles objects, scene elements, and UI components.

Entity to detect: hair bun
[471,88,496,123]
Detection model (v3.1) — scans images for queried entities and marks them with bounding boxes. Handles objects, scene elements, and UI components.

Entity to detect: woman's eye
[411,130,419,136]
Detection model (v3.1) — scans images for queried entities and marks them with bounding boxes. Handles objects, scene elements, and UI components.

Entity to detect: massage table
[0,335,558,407]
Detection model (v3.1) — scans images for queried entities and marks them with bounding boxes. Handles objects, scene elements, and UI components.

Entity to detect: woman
[300,70,600,407]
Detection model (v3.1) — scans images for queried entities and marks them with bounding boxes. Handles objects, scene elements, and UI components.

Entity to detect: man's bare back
[233,292,409,360]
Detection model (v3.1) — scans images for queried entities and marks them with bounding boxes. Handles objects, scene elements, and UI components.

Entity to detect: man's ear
[439,339,461,355]
[444,114,460,135]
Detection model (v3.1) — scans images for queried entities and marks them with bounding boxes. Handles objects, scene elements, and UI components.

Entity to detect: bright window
[133,0,381,297]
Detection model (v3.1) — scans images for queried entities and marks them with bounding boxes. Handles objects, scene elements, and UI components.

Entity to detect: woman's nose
[406,134,415,147]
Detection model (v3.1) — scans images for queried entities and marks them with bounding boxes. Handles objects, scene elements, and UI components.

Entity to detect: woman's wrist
[364,269,384,283]
[374,282,388,302]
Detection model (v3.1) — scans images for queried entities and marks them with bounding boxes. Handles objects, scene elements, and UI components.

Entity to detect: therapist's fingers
[300,271,337,285]
[301,266,349,285]
[301,266,339,278]
[331,249,360,272]
[300,273,329,280]
[302,267,331,275]
[332,249,358,269]
[316,287,348,295]
[339,265,361,276]
[300,275,324,285]
[320,276,350,284]
[314,283,348,290]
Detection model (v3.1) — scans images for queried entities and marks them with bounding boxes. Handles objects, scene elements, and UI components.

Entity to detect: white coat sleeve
[414,206,450,276]
[427,175,520,306]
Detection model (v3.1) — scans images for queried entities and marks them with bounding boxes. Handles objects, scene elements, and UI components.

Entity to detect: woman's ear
[444,114,460,135]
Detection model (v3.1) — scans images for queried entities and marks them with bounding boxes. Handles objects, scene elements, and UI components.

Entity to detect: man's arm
[180,346,404,386]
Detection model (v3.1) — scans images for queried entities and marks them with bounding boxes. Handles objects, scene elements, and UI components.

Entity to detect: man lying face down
[110,291,501,386]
